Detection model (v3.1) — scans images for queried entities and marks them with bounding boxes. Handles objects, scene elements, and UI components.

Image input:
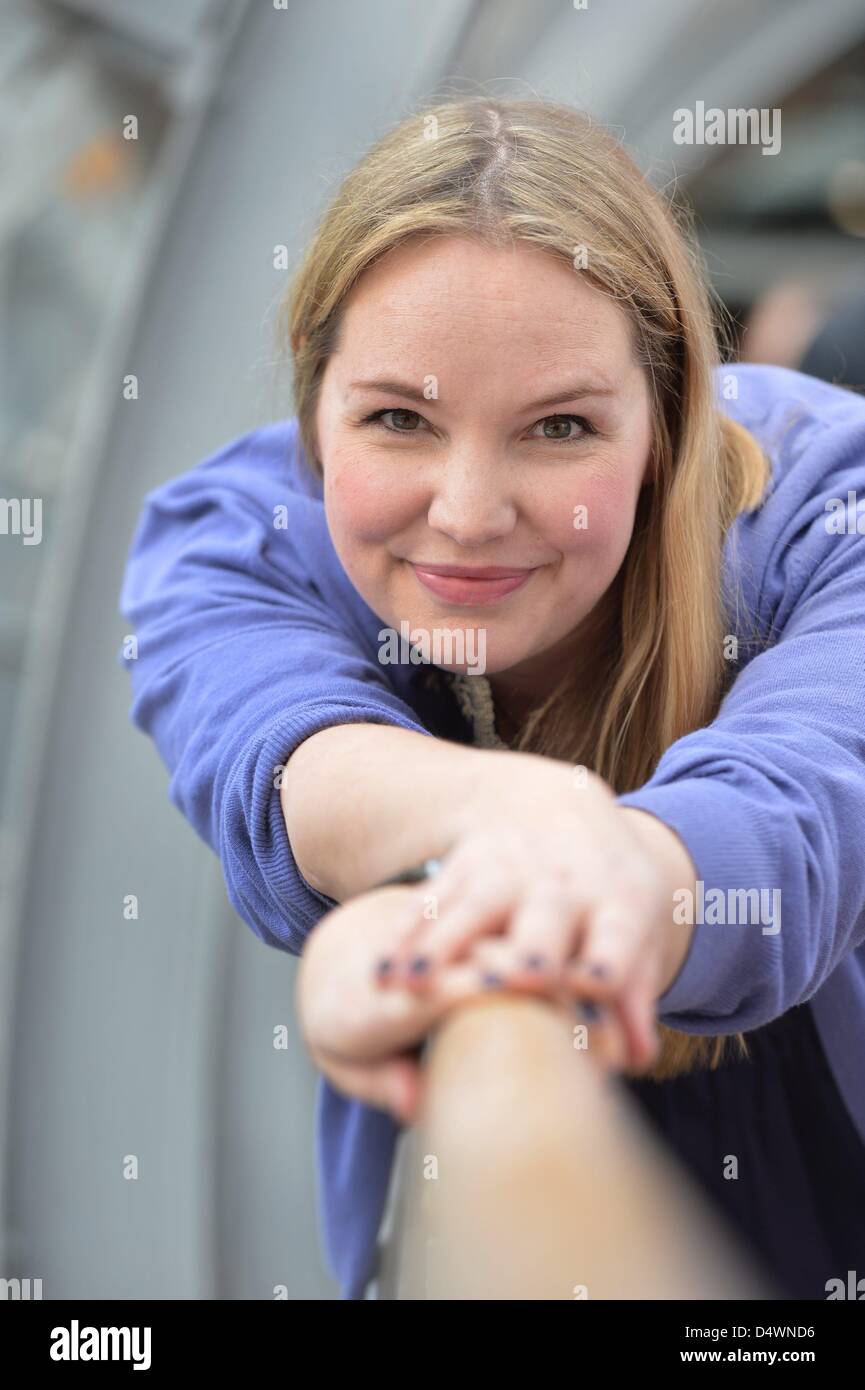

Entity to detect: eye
[360,407,429,435]
[358,407,597,445]
[528,413,597,444]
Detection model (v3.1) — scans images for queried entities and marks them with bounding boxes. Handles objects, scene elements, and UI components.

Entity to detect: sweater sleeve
[617,412,865,1035]
[118,426,433,956]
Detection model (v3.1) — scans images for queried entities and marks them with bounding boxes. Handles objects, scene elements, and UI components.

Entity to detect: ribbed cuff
[222,699,434,954]
[616,779,783,1028]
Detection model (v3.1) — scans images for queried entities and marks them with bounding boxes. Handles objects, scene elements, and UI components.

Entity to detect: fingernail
[408,955,430,975]
[481,971,503,988]
[581,1001,601,1021]
[523,953,546,971]
[375,957,393,979]
[588,963,608,979]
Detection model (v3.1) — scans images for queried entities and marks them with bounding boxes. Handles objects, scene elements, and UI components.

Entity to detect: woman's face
[314,235,654,689]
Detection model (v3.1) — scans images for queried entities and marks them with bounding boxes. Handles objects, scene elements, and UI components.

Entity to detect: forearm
[284,726,598,903]
[282,724,700,993]
[281,723,494,900]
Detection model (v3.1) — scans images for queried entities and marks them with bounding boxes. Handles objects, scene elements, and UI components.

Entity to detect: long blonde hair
[279,95,773,1081]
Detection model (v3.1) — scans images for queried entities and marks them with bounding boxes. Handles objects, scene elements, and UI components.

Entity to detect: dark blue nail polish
[481,971,503,988]
[523,953,546,971]
[375,957,393,979]
[581,1001,600,1021]
[409,955,430,975]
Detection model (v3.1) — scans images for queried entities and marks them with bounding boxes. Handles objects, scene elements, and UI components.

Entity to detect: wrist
[453,746,590,840]
[619,806,697,996]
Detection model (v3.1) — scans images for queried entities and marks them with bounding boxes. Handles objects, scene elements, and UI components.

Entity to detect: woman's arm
[287,720,698,1070]
[280,723,485,900]
[618,388,865,1034]
[282,723,696,998]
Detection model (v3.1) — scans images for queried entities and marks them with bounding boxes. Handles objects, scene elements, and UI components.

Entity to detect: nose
[425,448,517,547]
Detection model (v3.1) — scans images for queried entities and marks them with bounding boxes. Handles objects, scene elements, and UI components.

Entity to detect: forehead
[333,236,637,371]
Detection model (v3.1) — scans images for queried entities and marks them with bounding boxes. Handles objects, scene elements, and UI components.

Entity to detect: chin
[454,640,537,679]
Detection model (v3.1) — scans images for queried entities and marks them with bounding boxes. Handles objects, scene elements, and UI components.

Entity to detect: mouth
[409,561,538,606]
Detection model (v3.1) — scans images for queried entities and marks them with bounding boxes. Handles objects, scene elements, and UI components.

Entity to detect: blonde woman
[120,97,865,1300]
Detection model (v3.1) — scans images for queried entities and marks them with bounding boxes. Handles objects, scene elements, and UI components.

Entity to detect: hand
[297,884,578,1124]
[375,755,696,1075]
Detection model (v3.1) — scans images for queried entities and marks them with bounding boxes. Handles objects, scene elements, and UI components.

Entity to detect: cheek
[324,456,419,546]
[543,472,639,562]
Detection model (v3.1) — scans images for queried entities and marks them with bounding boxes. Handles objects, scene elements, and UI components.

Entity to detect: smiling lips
[410,561,537,605]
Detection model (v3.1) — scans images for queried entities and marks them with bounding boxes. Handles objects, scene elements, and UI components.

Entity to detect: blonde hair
[279,95,772,1082]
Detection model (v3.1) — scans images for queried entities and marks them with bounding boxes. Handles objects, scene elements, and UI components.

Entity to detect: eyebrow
[346,377,619,410]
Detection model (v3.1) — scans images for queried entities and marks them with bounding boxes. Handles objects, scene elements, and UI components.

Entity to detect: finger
[566,897,648,996]
[466,934,569,996]
[467,937,613,1026]
[616,965,661,1075]
[372,911,423,989]
[315,958,519,1119]
[459,939,635,1077]
[376,866,469,983]
[467,936,543,992]
[570,995,630,1074]
[371,878,453,988]
[394,881,514,987]
[486,887,587,982]
[428,958,500,1009]
[467,940,614,1052]
[314,1050,425,1127]
[345,959,506,1060]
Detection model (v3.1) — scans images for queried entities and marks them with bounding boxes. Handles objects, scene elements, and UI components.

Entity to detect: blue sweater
[119,364,865,1299]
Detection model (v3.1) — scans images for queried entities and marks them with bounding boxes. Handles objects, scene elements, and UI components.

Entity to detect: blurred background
[1,0,863,1300]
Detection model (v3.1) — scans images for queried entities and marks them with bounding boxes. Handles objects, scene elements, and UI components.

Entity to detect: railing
[382,994,776,1299]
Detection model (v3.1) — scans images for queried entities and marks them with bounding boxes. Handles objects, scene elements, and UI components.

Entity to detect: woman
[120,96,865,1300]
